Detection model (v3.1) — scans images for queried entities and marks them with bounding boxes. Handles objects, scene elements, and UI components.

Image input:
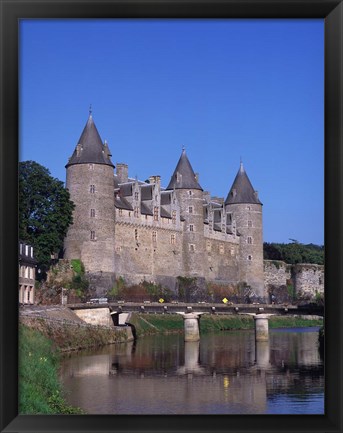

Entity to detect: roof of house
[66,113,114,168]
[166,149,202,191]
[114,196,133,211]
[225,162,262,205]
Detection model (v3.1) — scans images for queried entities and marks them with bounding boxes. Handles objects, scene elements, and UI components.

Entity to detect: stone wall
[264,260,324,301]
[292,263,324,298]
[73,307,113,328]
[264,260,291,288]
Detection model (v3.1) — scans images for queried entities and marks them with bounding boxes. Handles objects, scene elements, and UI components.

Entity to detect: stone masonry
[63,112,265,299]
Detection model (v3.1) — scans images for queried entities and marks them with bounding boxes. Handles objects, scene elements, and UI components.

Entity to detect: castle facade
[64,113,265,299]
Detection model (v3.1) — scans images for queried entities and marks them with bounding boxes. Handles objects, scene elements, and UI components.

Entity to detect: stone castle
[63,112,265,299]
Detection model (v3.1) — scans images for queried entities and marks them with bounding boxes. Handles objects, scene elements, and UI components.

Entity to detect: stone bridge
[68,301,323,328]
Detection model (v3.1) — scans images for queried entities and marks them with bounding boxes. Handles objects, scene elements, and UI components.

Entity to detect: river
[59,327,324,414]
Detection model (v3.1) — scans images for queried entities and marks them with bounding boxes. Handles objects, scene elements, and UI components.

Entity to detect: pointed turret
[225,162,261,205]
[166,149,202,191]
[64,110,115,284]
[66,112,114,168]
[225,162,264,300]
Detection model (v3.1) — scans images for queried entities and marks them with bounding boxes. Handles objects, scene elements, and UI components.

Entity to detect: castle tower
[64,111,116,279]
[166,149,205,277]
[225,162,265,299]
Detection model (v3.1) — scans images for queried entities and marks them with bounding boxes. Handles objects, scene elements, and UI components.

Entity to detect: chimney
[116,163,128,183]
[149,175,161,187]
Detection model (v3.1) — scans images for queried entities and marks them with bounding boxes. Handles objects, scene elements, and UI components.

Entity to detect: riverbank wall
[20,310,133,352]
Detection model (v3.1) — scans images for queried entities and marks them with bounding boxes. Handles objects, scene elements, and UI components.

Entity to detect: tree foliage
[19,161,75,273]
[263,241,324,265]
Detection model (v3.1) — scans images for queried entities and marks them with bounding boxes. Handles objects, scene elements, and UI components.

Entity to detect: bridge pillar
[254,314,270,342]
[179,312,204,342]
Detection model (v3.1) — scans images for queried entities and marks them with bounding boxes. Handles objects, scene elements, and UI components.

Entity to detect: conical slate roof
[166,149,202,191]
[225,163,262,205]
[66,113,114,168]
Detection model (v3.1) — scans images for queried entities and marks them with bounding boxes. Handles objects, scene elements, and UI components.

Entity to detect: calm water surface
[60,327,324,414]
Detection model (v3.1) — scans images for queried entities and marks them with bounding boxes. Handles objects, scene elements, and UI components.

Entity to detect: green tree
[19,161,75,275]
[263,241,324,265]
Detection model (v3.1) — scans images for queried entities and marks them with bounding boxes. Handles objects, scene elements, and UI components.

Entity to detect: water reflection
[60,328,324,414]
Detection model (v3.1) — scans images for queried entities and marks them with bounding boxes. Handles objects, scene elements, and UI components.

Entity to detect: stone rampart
[292,263,324,297]
[264,260,324,301]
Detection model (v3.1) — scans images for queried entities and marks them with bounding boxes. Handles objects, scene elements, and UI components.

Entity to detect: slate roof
[160,207,171,219]
[141,185,153,201]
[66,114,114,168]
[225,163,262,205]
[114,196,133,211]
[119,183,133,197]
[160,191,172,205]
[140,202,153,216]
[166,150,202,191]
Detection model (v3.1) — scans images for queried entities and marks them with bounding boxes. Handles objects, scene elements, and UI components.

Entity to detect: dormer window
[153,207,159,221]
[134,192,139,201]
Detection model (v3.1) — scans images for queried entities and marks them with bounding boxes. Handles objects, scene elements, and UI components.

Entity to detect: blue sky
[19,19,324,245]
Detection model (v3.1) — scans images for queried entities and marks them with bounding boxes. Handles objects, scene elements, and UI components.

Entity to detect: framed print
[0,0,342,432]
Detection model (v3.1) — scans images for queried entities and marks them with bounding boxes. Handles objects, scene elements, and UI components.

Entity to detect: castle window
[247,236,253,244]
[226,213,232,225]
[119,209,123,216]
[135,229,138,241]
[88,164,94,170]
[248,220,252,228]
[170,234,176,245]
[189,244,195,252]
[206,241,211,252]
[247,206,251,210]
[90,231,96,240]
[90,209,95,217]
[134,207,139,217]
[172,210,177,224]
[248,255,252,261]
[152,231,157,245]
[134,192,139,201]
[188,191,193,196]
[153,207,159,221]
[90,185,95,193]
[219,244,224,254]
[189,224,194,232]
[188,206,193,214]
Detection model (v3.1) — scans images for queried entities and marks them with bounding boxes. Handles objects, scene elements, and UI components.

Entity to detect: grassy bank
[21,316,131,351]
[19,324,83,414]
[129,313,323,336]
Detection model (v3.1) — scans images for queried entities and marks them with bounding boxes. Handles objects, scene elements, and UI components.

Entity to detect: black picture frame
[1,1,342,432]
